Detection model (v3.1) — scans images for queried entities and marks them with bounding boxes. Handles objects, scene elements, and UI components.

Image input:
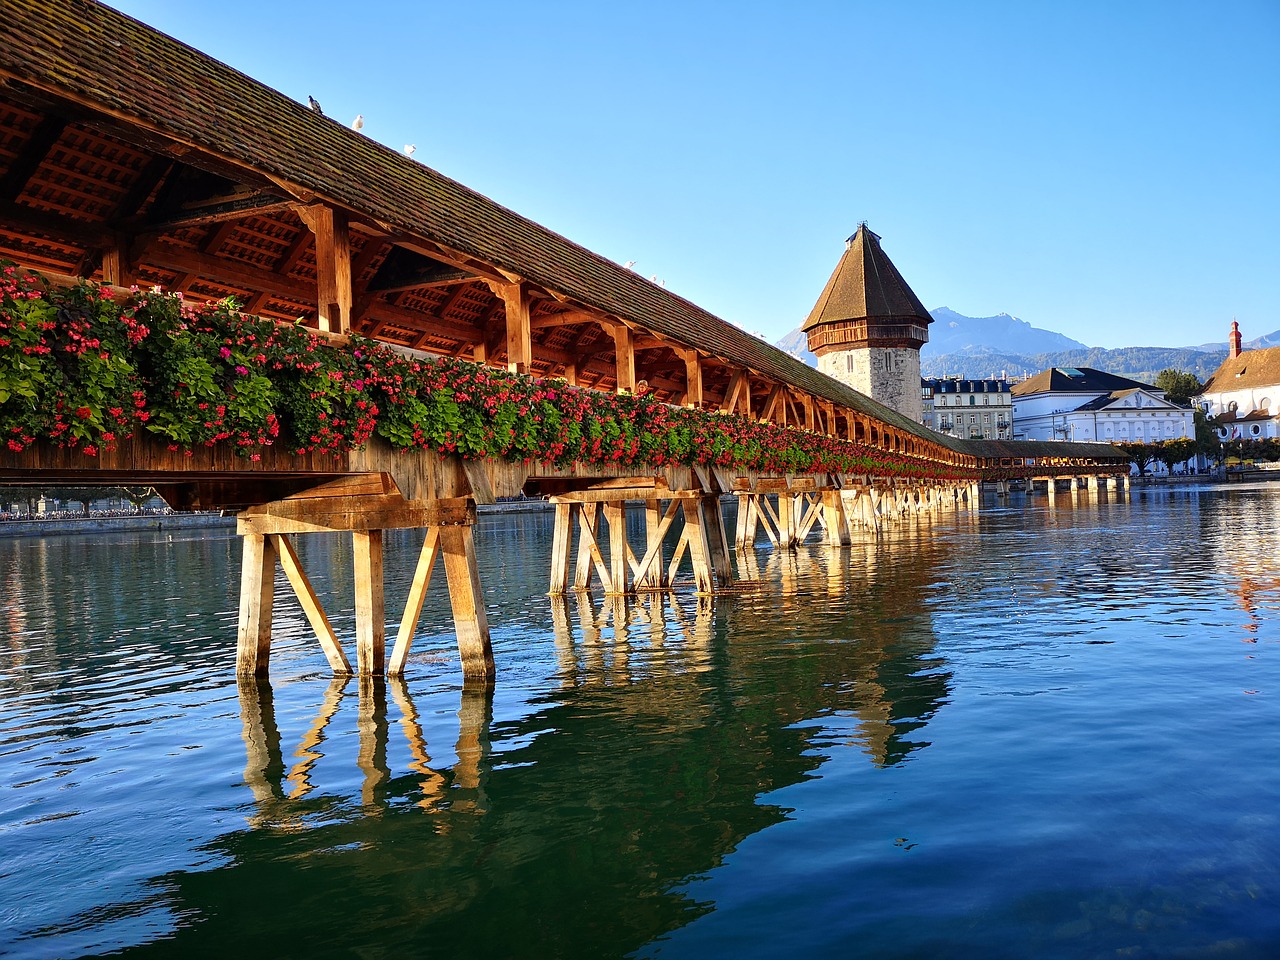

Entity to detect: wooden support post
[389,527,442,676]
[272,533,352,674]
[632,499,680,591]
[295,204,352,334]
[681,498,716,595]
[613,324,636,393]
[101,237,135,287]
[822,490,850,546]
[573,502,611,591]
[237,533,278,677]
[702,495,733,587]
[756,494,782,547]
[637,500,664,590]
[492,281,532,374]
[440,525,495,686]
[777,493,795,550]
[735,493,755,549]
[549,502,575,595]
[352,530,386,675]
[868,488,883,533]
[604,501,630,595]
[683,350,703,408]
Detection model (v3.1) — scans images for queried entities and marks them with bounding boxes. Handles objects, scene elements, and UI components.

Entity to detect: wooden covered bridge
[0,0,1128,686]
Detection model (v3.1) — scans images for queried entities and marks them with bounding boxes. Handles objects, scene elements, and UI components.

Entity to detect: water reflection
[119,550,952,957]
[239,676,492,826]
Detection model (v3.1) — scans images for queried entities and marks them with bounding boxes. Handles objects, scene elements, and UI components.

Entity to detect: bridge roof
[964,439,1130,462]
[0,0,966,453]
[801,225,933,333]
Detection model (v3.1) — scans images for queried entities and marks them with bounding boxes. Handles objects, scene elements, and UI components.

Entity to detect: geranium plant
[0,266,980,481]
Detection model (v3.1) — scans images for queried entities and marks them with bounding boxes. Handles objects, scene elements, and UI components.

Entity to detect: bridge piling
[235,482,496,687]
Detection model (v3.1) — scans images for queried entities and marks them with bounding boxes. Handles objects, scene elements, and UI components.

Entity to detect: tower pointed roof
[801,225,933,333]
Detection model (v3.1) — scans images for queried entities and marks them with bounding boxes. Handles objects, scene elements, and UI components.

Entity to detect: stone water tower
[802,225,932,423]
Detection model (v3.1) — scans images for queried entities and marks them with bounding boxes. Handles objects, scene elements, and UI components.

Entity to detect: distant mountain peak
[774,308,1269,384]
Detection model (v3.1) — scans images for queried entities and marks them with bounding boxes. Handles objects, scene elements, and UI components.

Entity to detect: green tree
[1115,442,1159,476]
[1154,369,1204,406]
[1155,438,1196,474]
[1192,408,1219,458]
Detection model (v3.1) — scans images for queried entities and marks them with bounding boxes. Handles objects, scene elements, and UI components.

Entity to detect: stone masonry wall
[817,346,923,423]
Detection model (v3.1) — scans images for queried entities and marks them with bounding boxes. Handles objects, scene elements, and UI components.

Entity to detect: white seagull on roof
[622,260,637,269]
[352,114,364,131]
[404,144,416,157]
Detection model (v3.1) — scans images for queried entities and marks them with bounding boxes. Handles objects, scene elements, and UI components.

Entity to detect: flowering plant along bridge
[0,0,1129,687]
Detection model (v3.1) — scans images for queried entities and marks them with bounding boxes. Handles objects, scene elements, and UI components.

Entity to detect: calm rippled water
[1,484,1277,959]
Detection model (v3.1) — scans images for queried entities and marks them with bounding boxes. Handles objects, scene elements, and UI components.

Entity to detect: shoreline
[0,499,555,539]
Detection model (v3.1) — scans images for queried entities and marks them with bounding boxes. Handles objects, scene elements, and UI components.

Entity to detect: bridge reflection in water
[144,533,953,958]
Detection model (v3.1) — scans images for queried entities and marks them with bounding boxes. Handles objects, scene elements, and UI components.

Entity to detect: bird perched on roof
[623,260,637,269]
[404,144,416,157]
[650,275,665,287]
[308,96,323,114]
[351,114,364,131]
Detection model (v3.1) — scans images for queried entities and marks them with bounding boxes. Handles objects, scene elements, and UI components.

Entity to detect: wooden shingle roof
[801,225,932,333]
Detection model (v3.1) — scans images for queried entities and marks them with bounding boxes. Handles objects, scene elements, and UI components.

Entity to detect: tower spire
[803,226,932,422]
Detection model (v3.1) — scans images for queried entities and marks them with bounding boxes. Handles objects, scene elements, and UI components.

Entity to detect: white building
[923,377,1012,439]
[1196,322,1280,441]
[1010,367,1194,455]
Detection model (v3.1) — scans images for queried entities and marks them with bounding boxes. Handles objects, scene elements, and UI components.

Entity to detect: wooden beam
[360,294,484,346]
[440,526,494,686]
[0,198,112,249]
[142,192,294,231]
[294,203,352,334]
[365,245,475,293]
[144,245,314,302]
[388,526,442,675]
[0,115,66,201]
[271,533,352,673]
[199,221,239,256]
[108,155,174,221]
[682,350,704,408]
[762,383,784,422]
[100,237,135,287]
[238,494,475,535]
[613,324,636,393]
[530,310,601,331]
[236,533,278,677]
[720,370,745,413]
[489,281,532,374]
[352,530,386,675]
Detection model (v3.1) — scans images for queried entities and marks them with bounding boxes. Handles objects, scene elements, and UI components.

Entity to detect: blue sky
[111,0,1279,350]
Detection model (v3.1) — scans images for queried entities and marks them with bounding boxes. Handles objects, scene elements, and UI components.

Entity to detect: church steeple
[803,226,932,422]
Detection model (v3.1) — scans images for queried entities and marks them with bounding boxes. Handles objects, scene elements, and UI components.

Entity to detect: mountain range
[774,309,1280,384]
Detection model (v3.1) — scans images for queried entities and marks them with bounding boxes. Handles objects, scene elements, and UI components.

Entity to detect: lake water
[1,483,1278,959]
